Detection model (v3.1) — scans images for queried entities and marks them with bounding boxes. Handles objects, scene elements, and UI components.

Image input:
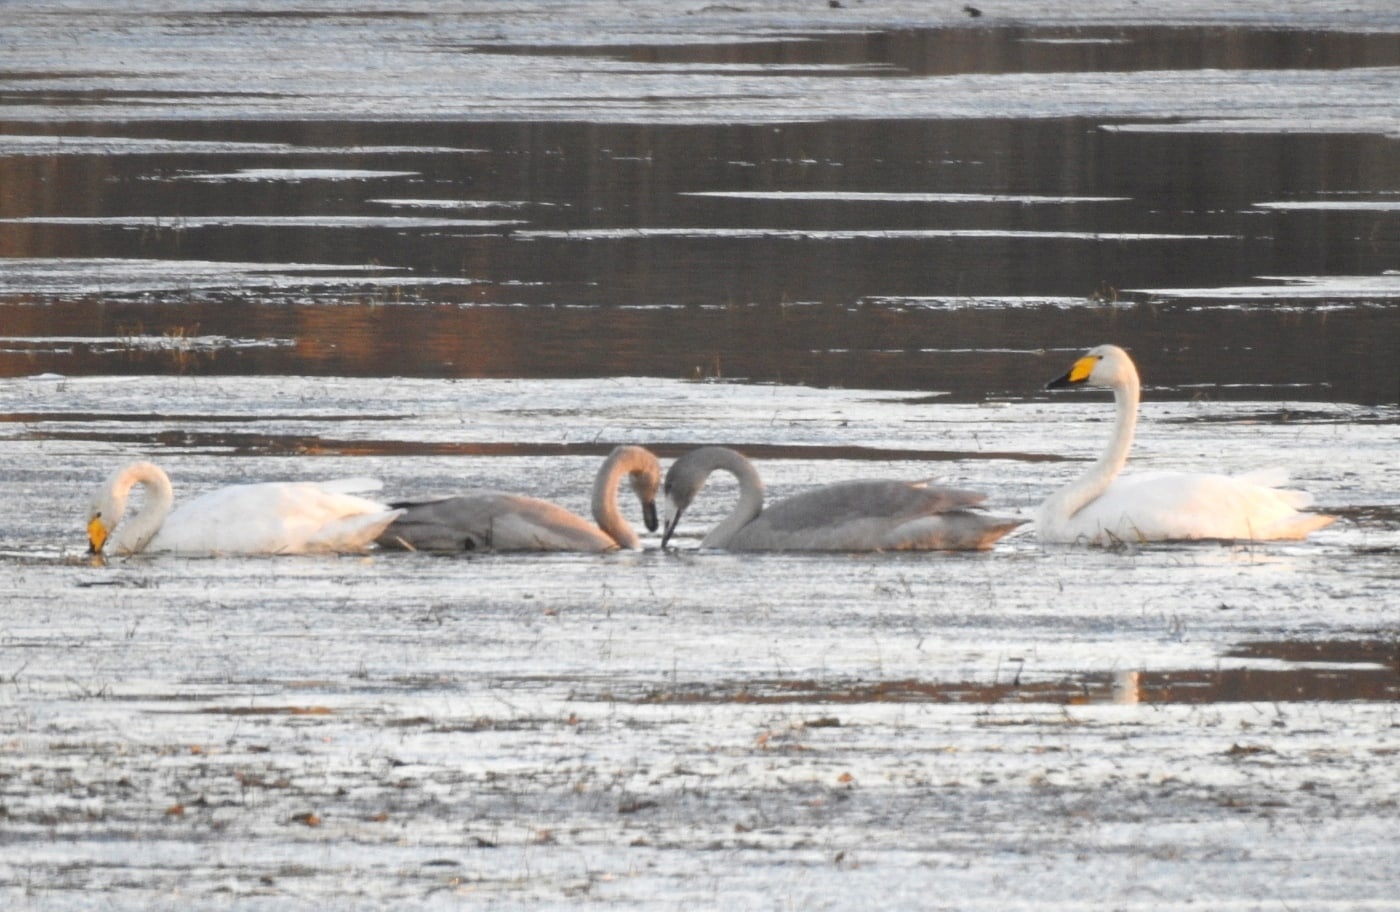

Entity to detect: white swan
[376,445,661,552]
[1037,344,1336,544]
[660,445,1022,551]
[87,461,402,555]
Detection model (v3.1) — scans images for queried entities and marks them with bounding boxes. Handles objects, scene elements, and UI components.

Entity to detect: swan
[660,445,1022,551]
[376,445,661,552]
[86,461,402,555]
[1037,344,1336,544]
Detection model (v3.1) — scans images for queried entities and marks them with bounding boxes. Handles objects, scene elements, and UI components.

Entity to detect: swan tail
[305,508,403,552]
[969,517,1029,550]
[1264,510,1337,540]
[888,513,1026,551]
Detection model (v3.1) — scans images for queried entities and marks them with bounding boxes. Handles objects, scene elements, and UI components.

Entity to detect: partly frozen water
[1,1,1399,909]
[2,374,1397,910]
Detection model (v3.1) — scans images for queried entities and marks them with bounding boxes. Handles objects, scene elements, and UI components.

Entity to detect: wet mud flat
[2,375,1399,909]
[2,0,1400,907]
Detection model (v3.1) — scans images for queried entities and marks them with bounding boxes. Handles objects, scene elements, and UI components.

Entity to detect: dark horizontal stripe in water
[613,641,1400,707]
[2,296,1393,404]
[0,411,407,425]
[16,427,1065,463]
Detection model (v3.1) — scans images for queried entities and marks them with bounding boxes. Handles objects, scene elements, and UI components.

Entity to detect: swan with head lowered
[1037,344,1336,545]
[376,445,661,552]
[86,461,402,555]
[660,445,1022,551]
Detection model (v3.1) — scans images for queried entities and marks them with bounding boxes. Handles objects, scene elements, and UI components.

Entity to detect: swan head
[627,456,661,533]
[659,482,692,549]
[87,512,111,553]
[659,446,761,549]
[85,461,171,555]
[86,488,122,554]
[1047,344,1137,391]
[659,454,705,548]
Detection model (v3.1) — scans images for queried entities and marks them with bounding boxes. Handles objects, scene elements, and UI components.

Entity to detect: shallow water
[3,5,1399,402]
[2,2,1400,909]
[3,374,1398,909]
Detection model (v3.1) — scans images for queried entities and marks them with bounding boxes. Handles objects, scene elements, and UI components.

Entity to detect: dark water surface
[2,11,1397,402]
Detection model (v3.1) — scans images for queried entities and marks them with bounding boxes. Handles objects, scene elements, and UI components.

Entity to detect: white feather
[1037,345,1335,545]
[87,462,401,555]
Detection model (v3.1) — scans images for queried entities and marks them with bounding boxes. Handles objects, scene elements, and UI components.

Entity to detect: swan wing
[378,492,615,552]
[1229,468,1316,509]
[1048,471,1334,543]
[728,480,1009,551]
[147,481,398,554]
[760,481,984,528]
[877,513,1026,551]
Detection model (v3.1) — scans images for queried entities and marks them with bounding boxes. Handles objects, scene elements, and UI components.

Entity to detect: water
[3,9,1398,401]
[1,3,1399,909]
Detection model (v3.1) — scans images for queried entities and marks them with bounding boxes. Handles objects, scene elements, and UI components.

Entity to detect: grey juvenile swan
[377,445,661,552]
[1037,344,1336,544]
[660,445,1021,551]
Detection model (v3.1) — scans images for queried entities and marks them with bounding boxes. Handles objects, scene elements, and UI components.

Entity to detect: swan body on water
[1037,344,1336,545]
[86,461,402,555]
[660,445,1021,551]
[377,445,661,552]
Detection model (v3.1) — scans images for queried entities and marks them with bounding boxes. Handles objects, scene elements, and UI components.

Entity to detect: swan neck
[1100,378,1139,478]
[701,451,764,548]
[1056,377,1140,520]
[592,447,639,549]
[113,462,175,553]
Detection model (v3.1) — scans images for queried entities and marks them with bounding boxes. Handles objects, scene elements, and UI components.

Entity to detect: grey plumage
[661,445,1022,552]
[378,445,661,552]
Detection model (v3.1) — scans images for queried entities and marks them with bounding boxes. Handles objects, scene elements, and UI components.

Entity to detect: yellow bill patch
[87,516,108,553]
[1067,355,1099,384]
